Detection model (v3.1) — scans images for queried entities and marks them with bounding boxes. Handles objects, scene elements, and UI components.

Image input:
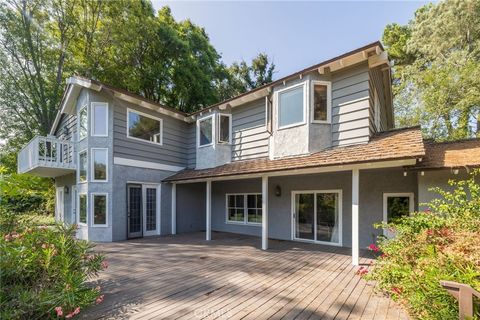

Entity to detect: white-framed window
[91,148,108,182]
[226,193,262,225]
[78,105,88,141]
[197,114,214,147]
[78,149,88,183]
[276,82,307,129]
[311,81,332,123]
[78,193,88,225]
[383,193,414,225]
[91,193,108,227]
[217,113,232,144]
[127,108,163,145]
[91,102,108,137]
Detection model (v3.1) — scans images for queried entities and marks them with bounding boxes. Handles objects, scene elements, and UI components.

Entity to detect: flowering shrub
[367,170,480,319]
[0,210,106,319]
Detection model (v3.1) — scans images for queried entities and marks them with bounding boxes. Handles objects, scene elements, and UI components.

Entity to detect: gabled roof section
[164,126,424,182]
[413,139,480,169]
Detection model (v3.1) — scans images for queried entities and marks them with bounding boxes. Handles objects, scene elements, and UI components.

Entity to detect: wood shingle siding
[113,104,189,168]
[332,64,371,147]
[231,98,269,161]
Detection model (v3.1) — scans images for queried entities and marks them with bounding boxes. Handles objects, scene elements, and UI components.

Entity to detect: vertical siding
[231,98,270,161]
[113,102,189,168]
[369,67,389,134]
[331,63,371,146]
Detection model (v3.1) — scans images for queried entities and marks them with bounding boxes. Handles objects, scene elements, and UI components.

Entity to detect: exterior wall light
[453,169,459,175]
[275,185,282,197]
[64,186,69,194]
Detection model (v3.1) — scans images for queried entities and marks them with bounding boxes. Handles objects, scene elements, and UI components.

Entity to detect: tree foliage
[0,0,275,173]
[383,0,480,140]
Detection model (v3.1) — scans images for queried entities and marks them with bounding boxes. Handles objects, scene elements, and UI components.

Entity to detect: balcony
[18,136,76,177]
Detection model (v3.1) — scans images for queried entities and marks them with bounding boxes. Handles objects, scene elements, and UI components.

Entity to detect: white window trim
[217,113,232,144]
[291,189,343,247]
[91,192,108,227]
[78,104,88,142]
[310,80,332,124]
[90,148,108,183]
[126,108,163,146]
[77,149,88,184]
[276,81,308,130]
[77,192,88,226]
[382,192,414,226]
[197,114,215,148]
[91,102,109,137]
[225,193,262,226]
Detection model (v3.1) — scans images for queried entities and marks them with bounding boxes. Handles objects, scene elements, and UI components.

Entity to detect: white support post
[206,180,212,241]
[352,169,360,265]
[171,183,176,235]
[262,176,269,250]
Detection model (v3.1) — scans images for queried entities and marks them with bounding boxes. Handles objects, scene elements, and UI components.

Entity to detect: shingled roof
[164,126,425,182]
[413,139,480,169]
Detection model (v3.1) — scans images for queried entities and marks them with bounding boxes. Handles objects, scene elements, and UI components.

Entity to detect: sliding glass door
[293,190,342,245]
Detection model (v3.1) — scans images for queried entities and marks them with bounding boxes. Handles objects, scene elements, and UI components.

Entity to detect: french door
[127,184,160,239]
[292,190,342,246]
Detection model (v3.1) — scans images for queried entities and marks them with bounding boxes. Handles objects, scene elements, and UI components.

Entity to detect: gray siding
[231,98,269,161]
[331,63,371,146]
[113,101,189,168]
[54,114,77,141]
[176,183,206,233]
[186,124,196,168]
[369,67,389,133]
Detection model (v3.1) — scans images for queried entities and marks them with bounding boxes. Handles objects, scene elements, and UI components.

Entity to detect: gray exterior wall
[113,99,189,168]
[176,183,206,233]
[331,63,371,146]
[111,164,175,241]
[417,170,469,211]
[231,99,269,161]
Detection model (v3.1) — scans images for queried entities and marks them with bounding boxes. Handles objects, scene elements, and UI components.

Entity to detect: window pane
[128,111,161,144]
[295,193,315,240]
[79,194,87,224]
[79,152,87,182]
[387,197,410,222]
[93,104,107,136]
[79,107,88,140]
[247,194,256,208]
[235,195,244,208]
[146,188,157,231]
[235,208,245,221]
[228,208,237,221]
[93,195,106,225]
[219,115,230,143]
[279,86,304,127]
[317,193,339,243]
[313,85,328,121]
[93,149,107,181]
[199,117,212,146]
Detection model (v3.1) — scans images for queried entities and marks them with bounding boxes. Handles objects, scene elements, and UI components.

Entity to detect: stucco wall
[176,182,206,233]
[417,169,469,211]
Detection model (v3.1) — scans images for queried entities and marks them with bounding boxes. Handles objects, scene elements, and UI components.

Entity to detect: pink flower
[391,286,403,295]
[368,243,379,252]
[96,294,105,304]
[54,306,63,316]
[4,234,12,241]
[356,266,369,276]
[65,312,74,319]
[101,261,109,270]
[42,243,49,249]
[380,253,388,259]
[73,307,80,315]
[424,208,431,214]
[426,229,434,236]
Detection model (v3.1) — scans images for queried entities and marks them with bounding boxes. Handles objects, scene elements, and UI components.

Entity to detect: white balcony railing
[18,136,76,176]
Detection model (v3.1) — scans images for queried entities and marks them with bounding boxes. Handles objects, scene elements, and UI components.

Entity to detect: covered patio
[83,232,408,319]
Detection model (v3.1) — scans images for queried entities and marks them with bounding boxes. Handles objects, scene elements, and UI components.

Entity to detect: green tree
[383,0,480,140]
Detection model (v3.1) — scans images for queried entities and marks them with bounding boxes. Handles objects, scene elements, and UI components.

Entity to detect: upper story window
[91,102,108,137]
[198,115,213,147]
[277,83,305,129]
[217,114,231,144]
[127,109,163,145]
[78,150,87,183]
[91,148,108,182]
[78,105,88,141]
[312,81,331,123]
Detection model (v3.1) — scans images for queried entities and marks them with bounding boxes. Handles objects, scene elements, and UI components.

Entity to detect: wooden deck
[83,232,408,320]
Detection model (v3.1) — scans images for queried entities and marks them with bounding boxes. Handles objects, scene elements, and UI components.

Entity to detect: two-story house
[18,41,480,265]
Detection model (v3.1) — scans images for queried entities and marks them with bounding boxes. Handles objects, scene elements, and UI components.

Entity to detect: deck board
[82,232,408,320]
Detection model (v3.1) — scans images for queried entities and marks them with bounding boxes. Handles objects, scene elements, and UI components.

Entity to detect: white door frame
[55,187,65,223]
[291,189,343,247]
[142,184,161,237]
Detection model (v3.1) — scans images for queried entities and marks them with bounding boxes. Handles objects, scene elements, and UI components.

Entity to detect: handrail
[440,280,480,320]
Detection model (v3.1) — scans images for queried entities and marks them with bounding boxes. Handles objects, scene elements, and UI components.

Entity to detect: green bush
[367,170,480,320]
[0,211,106,319]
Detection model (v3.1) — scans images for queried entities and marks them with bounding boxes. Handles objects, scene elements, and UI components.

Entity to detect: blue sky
[153,1,430,79]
